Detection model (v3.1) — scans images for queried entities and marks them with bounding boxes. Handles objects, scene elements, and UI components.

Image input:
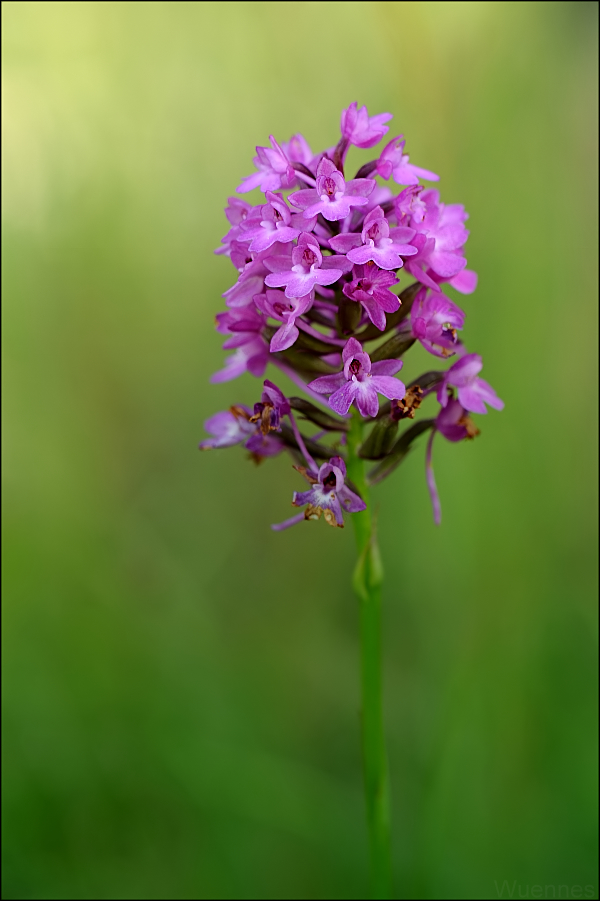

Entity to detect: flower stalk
[347,412,392,899]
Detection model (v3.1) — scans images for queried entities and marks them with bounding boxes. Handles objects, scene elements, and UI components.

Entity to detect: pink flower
[330,206,417,270]
[436,354,504,414]
[264,233,343,298]
[237,135,297,194]
[288,158,375,222]
[411,289,465,357]
[238,192,315,253]
[342,262,400,331]
[198,407,255,449]
[214,197,254,256]
[309,338,405,418]
[254,289,313,352]
[272,456,366,531]
[341,102,393,149]
[377,136,439,185]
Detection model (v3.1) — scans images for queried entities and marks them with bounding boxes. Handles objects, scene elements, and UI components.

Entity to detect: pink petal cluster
[203,103,503,530]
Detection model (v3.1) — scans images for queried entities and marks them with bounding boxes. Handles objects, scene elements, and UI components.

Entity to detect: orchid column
[201,102,503,898]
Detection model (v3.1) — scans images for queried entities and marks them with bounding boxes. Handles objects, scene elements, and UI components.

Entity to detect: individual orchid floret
[215,197,254,255]
[435,398,480,442]
[411,289,465,357]
[341,103,393,149]
[215,305,263,341]
[237,136,297,194]
[250,379,290,434]
[210,337,269,383]
[394,185,427,226]
[199,403,283,459]
[228,237,261,274]
[436,353,504,414]
[288,158,375,222]
[212,307,269,383]
[238,192,315,253]
[342,262,400,331]
[254,289,313,352]
[420,195,469,271]
[405,188,471,282]
[264,233,343,298]
[221,239,273,307]
[400,233,440,291]
[222,269,268,308]
[281,134,315,167]
[402,232,467,292]
[330,206,417,270]
[377,136,439,185]
[198,406,256,450]
[272,456,366,530]
[309,337,405,418]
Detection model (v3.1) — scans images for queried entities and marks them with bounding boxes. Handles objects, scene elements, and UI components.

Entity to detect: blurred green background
[2,2,598,899]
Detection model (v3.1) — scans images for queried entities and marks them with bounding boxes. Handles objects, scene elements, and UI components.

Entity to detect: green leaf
[289,397,349,432]
[367,419,434,485]
[369,334,415,363]
[358,418,399,459]
[279,423,339,460]
[337,297,363,335]
[273,348,339,374]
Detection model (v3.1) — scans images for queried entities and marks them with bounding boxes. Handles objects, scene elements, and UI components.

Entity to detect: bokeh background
[2,2,598,899]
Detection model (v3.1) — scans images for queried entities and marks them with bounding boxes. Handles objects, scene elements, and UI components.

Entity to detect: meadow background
[2,2,598,898]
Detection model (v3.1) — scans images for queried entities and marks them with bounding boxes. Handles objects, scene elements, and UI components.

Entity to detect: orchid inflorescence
[201,102,503,528]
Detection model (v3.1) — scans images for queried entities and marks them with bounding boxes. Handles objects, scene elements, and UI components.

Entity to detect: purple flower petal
[370,359,403,377]
[354,382,380,418]
[288,188,319,210]
[370,375,406,401]
[343,337,363,363]
[449,269,478,293]
[358,295,386,330]
[308,373,347,394]
[264,271,291,289]
[270,322,299,353]
[338,485,367,513]
[329,233,363,253]
[271,512,306,531]
[457,385,489,414]
[425,430,441,525]
[329,381,359,415]
[428,251,467,279]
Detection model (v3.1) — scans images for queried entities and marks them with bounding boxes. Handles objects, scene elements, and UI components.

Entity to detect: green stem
[346,411,392,900]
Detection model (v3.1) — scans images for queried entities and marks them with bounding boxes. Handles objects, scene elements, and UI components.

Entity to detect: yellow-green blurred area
[2,2,598,898]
